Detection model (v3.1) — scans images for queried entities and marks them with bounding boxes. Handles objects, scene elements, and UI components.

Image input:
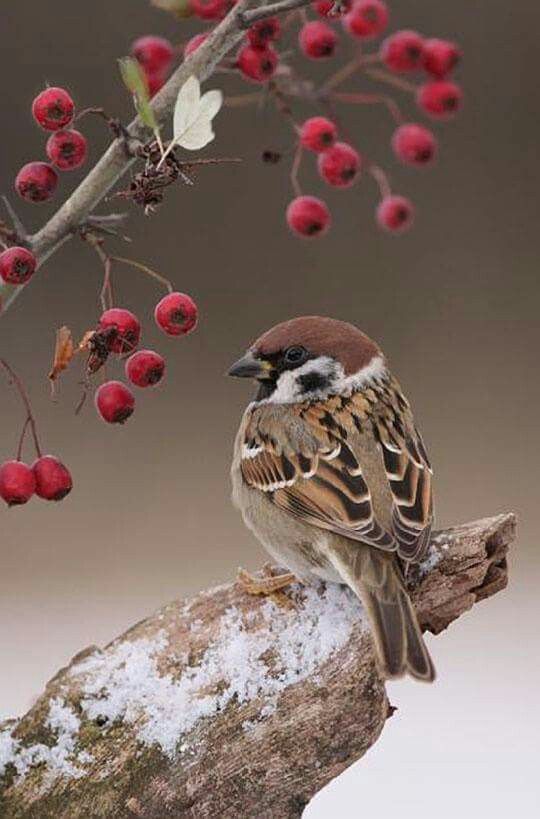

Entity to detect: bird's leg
[236,565,298,610]
[236,564,296,596]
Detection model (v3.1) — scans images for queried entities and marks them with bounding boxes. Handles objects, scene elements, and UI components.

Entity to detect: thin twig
[331,91,404,124]
[320,52,380,94]
[0,359,43,458]
[1,196,28,244]
[238,0,311,28]
[224,92,263,108]
[364,66,418,94]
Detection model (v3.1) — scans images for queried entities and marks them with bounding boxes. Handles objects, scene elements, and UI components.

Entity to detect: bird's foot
[236,564,296,608]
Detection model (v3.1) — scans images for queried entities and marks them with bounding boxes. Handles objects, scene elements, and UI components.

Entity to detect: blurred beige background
[1,1,539,816]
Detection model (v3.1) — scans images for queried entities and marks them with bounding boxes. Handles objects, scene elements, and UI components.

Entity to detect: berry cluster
[90,290,197,425]
[0,360,72,507]
[14,87,88,206]
[147,0,462,238]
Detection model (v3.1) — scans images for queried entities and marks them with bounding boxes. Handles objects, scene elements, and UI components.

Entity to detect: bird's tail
[332,543,435,682]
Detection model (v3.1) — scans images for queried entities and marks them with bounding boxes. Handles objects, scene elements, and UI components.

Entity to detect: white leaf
[198,89,223,122]
[173,76,200,141]
[177,118,215,151]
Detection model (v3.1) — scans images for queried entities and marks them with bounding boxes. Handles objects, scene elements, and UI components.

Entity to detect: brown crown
[252,316,382,375]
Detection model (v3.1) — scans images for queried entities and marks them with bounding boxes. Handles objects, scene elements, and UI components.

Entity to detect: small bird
[229,316,435,681]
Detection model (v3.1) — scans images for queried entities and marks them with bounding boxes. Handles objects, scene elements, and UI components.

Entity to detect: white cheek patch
[256,354,388,406]
[269,357,339,404]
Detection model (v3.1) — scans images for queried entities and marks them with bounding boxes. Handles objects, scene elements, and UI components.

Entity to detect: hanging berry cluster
[90,286,198,426]
[136,0,462,237]
[0,360,73,506]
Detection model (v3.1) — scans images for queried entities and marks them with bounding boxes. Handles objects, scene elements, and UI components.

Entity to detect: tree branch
[0,513,515,818]
[0,0,311,316]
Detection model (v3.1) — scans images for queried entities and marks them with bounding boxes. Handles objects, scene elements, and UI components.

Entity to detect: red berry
[344,1,389,39]
[190,0,232,20]
[286,196,331,238]
[318,141,361,187]
[299,117,338,153]
[381,30,424,72]
[32,455,73,502]
[46,129,88,171]
[0,460,35,506]
[313,0,351,17]
[247,17,281,48]
[376,195,414,233]
[15,162,58,203]
[154,292,198,336]
[0,246,37,285]
[237,44,278,83]
[131,35,174,73]
[184,32,208,58]
[32,87,74,131]
[98,308,141,354]
[125,350,166,387]
[422,38,461,79]
[417,80,462,118]
[392,123,437,165]
[95,381,135,424]
[299,21,338,59]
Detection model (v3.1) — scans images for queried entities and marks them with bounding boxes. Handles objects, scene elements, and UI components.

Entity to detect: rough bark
[0,513,515,819]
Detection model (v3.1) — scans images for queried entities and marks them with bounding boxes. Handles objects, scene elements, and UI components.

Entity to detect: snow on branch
[0,513,514,817]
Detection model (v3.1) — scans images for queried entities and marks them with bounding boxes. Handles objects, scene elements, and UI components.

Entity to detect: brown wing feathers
[240,378,433,563]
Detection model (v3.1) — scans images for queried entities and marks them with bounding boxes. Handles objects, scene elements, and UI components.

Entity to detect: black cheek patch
[297,371,330,393]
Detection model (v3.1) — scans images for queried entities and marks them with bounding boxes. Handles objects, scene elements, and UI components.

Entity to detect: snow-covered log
[0,513,515,818]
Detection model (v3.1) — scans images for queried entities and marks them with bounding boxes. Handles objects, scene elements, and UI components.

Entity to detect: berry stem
[290,144,304,197]
[16,416,31,462]
[321,52,380,94]
[368,164,392,200]
[0,359,43,458]
[87,237,115,311]
[331,91,404,124]
[110,256,174,294]
[224,92,263,108]
[364,67,418,94]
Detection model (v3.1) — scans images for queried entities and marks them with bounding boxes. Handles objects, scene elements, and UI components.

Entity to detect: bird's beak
[227,350,273,379]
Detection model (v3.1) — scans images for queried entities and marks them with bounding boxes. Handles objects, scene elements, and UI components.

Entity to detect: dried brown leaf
[48,326,75,383]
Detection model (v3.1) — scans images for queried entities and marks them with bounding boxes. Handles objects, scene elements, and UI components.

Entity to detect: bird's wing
[240,381,433,562]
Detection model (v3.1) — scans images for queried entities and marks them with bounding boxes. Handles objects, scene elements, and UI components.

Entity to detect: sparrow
[229,316,435,682]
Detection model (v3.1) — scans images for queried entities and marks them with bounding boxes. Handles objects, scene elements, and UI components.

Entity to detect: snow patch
[0,583,363,783]
[71,583,362,757]
[0,698,89,783]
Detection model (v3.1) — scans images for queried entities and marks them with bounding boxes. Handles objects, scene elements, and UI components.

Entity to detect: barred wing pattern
[240,378,433,562]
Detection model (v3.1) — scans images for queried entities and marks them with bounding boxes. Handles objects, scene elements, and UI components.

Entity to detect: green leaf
[118,57,160,133]
[151,0,193,17]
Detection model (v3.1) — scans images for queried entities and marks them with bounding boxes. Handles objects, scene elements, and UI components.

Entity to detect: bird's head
[228,316,386,403]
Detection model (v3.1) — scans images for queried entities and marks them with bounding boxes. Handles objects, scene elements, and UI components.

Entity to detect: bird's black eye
[284,345,308,366]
